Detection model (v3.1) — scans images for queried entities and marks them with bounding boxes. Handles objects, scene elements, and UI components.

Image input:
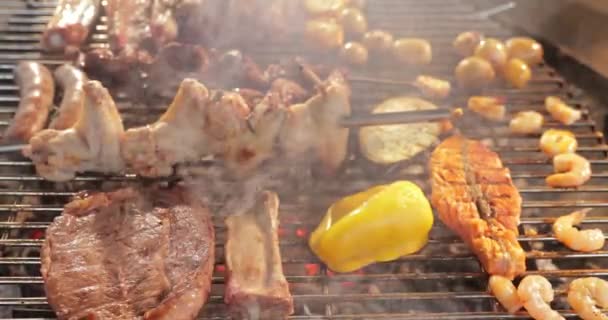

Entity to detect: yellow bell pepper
[309,180,433,273]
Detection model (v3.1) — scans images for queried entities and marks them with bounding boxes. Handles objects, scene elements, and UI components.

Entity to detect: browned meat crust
[49,64,87,130]
[224,191,294,319]
[4,62,55,142]
[430,135,526,279]
[41,0,100,52]
[41,187,215,319]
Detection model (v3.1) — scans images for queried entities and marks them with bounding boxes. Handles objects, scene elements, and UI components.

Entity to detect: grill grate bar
[0,1,607,319]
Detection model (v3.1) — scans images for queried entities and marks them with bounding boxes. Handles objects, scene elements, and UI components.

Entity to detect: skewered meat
[123,76,305,177]
[49,64,87,130]
[122,79,256,177]
[4,62,55,142]
[23,81,125,181]
[280,71,351,174]
[121,79,215,177]
[41,187,215,320]
[41,0,100,52]
[224,191,293,319]
[430,135,526,279]
[223,79,307,175]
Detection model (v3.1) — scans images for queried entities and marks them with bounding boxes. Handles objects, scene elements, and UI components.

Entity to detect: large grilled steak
[41,187,215,320]
[430,135,526,279]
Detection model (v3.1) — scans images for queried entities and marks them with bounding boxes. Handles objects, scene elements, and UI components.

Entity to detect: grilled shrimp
[510,111,543,135]
[553,209,605,252]
[539,129,578,157]
[467,96,505,121]
[413,75,451,99]
[567,277,608,320]
[546,153,591,188]
[489,275,522,314]
[546,96,581,125]
[517,275,565,320]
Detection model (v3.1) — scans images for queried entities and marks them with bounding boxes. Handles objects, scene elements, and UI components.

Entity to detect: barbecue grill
[0,0,607,319]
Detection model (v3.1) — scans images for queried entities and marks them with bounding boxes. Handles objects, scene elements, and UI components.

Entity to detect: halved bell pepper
[309,180,433,273]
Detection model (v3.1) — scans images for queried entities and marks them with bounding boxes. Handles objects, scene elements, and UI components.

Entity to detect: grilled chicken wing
[121,79,211,177]
[4,62,55,142]
[23,81,125,181]
[49,64,87,130]
[280,71,351,174]
[430,136,525,279]
[122,79,254,177]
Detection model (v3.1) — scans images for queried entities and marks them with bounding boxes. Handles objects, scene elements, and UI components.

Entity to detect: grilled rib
[430,135,525,279]
[224,191,294,319]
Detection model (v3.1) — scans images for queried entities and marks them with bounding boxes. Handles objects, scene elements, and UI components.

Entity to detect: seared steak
[41,187,215,320]
[224,191,294,319]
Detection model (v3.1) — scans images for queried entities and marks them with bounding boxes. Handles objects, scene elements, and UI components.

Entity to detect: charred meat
[41,187,215,320]
[224,191,294,319]
[41,0,100,53]
[4,62,55,142]
[430,135,525,279]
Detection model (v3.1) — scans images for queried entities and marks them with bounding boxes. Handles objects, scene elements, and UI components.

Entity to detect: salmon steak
[430,135,526,279]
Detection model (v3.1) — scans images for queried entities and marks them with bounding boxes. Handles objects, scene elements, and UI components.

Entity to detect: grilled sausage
[49,65,86,130]
[106,0,153,53]
[41,0,100,52]
[4,62,55,142]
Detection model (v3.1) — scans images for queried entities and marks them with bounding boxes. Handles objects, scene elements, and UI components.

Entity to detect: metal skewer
[0,108,460,154]
[340,108,461,127]
[0,143,26,153]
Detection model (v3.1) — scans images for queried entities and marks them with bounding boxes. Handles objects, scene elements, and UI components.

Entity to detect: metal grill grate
[0,0,607,319]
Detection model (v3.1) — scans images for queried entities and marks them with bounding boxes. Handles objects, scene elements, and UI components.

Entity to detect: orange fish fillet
[430,135,526,279]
